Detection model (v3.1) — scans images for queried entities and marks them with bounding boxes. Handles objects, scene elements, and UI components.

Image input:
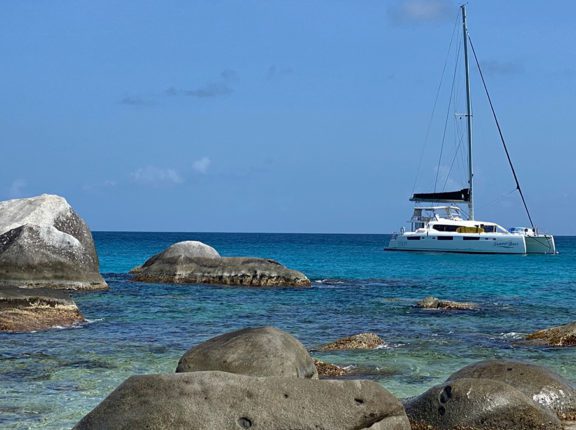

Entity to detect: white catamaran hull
[525,235,556,254]
[387,233,527,254]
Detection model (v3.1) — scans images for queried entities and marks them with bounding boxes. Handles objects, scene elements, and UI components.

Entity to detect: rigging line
[434,37,461,192]
[411,12,460,195]
[466,33,536,230]
[482,187,519,209]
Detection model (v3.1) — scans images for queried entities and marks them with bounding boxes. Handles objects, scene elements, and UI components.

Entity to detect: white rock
[161,241,221,259]
[0,194,73,236]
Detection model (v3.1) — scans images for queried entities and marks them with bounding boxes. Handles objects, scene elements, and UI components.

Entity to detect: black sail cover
[410,188,470,203]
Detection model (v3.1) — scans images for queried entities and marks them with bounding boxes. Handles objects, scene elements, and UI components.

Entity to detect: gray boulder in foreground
[448,359,576,420]
[0,194,107,290]
[0,287,85,332]
[74,371,411,430]
[176,326,318,379]
[405,377,563,430]
[130,240,310,287]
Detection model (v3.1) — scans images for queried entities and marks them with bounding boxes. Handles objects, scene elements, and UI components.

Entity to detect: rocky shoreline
[73,326,576,430]
[1,194,576,428]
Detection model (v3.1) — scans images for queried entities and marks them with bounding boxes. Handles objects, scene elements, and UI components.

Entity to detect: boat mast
[461,4,474,220]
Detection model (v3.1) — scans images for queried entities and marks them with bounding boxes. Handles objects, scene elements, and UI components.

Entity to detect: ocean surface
[1,232,575,429]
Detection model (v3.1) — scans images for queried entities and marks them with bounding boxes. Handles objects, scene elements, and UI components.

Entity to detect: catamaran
[387,5,555,255]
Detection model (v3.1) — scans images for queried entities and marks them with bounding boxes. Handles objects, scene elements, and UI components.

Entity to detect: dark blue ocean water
[1,232,575,429]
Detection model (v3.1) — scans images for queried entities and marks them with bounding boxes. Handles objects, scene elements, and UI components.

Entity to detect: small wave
[499,332,524,340]
[314,279,347,285]
[376,342,404,350]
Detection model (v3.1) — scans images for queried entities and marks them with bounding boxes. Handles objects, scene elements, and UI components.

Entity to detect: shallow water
[1,232,575,429]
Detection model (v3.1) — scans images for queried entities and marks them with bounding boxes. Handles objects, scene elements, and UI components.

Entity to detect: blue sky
[1,0,574,234]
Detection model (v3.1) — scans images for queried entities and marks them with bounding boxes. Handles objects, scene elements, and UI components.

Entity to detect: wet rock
[448,360,576,420]
[74,371,411,430]
[176,326,318,379]
[416,296,477,310]
[405,377,562,429]
[314,359,348,378]
[0,287,85,332]
[131,241,310,287]
[318,333,385,351]
[526,321,576,347]
[0,194,107,290]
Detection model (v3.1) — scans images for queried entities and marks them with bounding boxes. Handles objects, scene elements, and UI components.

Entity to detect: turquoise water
[1,232,575,429]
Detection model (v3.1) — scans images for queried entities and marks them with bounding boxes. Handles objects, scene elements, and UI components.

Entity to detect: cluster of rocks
[130,240,311,287]
[74,326,576,429]
[406,359,576,429]
[0,195,107,332]
[74,327,411,429]
[0,195,310,332]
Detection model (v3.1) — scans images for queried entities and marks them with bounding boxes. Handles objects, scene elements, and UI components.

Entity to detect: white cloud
[130,166,183,186]
[388,0,453,24]
[192,157,211,174]
[7,179,26,198]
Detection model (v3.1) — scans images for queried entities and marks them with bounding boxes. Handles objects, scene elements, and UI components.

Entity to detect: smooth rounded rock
[148,240,220,261]
[74,371,411,430]
[131,241,310,287]
[176,326,318,379]
[0,194,106,290]
[405,377,562,429]
[447,360,576,420]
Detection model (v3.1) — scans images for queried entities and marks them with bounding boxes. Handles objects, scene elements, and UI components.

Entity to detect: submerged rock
[0,287,85,332]
[74,371,411,430]
[313,359,349,378]
[416,296,477,310]
[0,194,107,290]
[447,360,576,420]
[318,333,385,351]
[176,326,318,379]
[405,377,562,430]
[131,241,310,287]
[526,321,576,347]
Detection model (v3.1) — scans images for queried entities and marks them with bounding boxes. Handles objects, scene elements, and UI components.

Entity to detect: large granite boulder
[318,333,385,351]
[405,377,562,429]
[176,326,318,379]
[526,321,576,347]
[448,359,576,420]
[0,287,85,332]
[0,194,107,290]
[74,371,411,430]
[130,240,310,287]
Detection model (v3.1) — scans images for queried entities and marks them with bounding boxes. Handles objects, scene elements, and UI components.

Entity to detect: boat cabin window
[482,225,496,233]
[432,224,461,232]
